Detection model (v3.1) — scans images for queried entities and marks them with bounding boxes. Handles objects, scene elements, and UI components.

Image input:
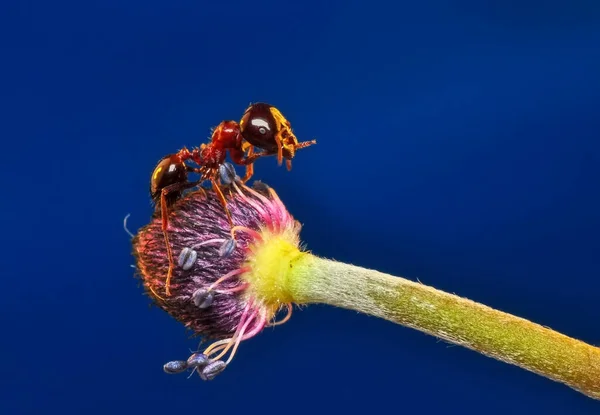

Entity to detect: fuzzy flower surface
[132,181,300,341]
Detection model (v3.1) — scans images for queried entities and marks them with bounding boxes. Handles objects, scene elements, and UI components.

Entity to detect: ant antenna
[123,213,135,238]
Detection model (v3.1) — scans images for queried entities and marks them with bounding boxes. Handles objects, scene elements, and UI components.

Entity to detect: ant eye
[150,154,188,205]
[239,102,278,150]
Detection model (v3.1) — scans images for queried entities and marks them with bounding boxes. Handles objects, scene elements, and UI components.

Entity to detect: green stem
[286,253,600,400]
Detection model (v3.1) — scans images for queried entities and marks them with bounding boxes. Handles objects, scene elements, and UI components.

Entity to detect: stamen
[123,213,135,238]
[268,187,293,229]
[204,342,229,358]
[199,360,226,381]
[218,238,236,257]
[214,308,259,363]
[204,301,253,359]
[191,268,249,309]
[238,181,286,231]
[239,314,267,342]
[203,338,232,358]
[191,238,227,249]
[232,181,274,224]
[219,162,238,185]
[163,360,188,374]
[177,239,227,270]
[225,311,265,365]
[192,288,214,309]
[208,267,250,292]
[239,181,273,206]
[269,303,293,327]
[177,247,197,270]
[215,282,249,294]
[230,226,263,243]
[187,353,209,368]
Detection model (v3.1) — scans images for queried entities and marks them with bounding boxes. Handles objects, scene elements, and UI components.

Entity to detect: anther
[186,353,209,368]
[199,360,227,381]
[192,288,214,309]
[177,239,228,270]
[177,247,198,270]
[218,238,236,257]
[219,162,238,185]
[252,181,271,195]
[163,360,188,374]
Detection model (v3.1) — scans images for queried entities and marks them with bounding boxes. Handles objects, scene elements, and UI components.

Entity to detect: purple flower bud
[132,182,296,341]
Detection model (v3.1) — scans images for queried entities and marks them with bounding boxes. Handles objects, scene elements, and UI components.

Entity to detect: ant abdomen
[150,154,188,207]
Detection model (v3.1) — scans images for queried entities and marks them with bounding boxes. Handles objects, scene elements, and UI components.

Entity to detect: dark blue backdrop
[2,0,600,414]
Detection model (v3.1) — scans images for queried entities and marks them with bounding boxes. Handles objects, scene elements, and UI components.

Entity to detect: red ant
[149,103,317,296]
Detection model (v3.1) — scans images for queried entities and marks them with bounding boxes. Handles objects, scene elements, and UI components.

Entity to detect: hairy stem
[285,254,600,399]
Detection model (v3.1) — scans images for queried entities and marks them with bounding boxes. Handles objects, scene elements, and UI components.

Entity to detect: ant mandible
[149,102,317,296]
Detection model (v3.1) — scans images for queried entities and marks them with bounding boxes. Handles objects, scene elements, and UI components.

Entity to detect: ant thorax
[198,144,226,169]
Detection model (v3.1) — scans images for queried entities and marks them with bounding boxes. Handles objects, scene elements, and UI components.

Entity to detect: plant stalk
[285,253,600,400]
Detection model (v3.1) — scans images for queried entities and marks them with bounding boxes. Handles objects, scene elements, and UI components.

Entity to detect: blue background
[2,0,600,414]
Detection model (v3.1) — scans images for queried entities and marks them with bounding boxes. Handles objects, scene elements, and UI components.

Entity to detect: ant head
[150,154,188,207]
[211,120,242,149]
[239,103,279,151]
[239,103,298,158]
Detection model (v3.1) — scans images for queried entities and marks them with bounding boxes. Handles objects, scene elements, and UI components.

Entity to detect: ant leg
[160,187,176,297]
[231,146,277,183]
[242,149,274,164]
[230,145,261,184]
[244,151,271,163]
[275,136,284,166]
[210,177,234,227]
[243,148,288,171]
[186,165,207,198]
[186,166,235,230]
[160,180,201,296]
[229,146,253,184]
[241,145,255,183]
[268,109,287,166]
[242,164,254,183]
